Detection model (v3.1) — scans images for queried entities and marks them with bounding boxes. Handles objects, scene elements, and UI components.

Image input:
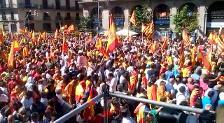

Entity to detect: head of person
[179,86,186,94]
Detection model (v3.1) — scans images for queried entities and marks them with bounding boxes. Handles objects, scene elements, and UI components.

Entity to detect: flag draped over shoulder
[134,103,149,123]
[106,15,119,53]
[202,48,212,71]
[82,86,97,120]
[130,10,137,26]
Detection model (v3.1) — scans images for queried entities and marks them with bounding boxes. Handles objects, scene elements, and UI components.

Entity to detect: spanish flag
[134,103,149,123]
[8,42,14,68]
[95,38,108,58]
[75,81,86,103]
[106,15,119,53]
[82,86,97,120]
[130,10,137,26]
[67,24,75,32]
[22,46,28,58]
[0,33,3,45]
[13,40,20,51]
[62,33,68,54]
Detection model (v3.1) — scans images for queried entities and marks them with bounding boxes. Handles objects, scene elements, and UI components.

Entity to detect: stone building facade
[0,0,79,32]
[80,0,224,34]
[0,0,224,34]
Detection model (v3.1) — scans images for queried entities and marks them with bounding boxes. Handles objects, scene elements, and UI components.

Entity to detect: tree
[173,5,198,33]
[131,5,153,32]
[78,16,92,31]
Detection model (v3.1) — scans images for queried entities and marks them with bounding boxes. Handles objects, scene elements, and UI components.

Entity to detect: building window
[11,12,14,20]
[2,12,6,20]
[55,0,60,9]
[25,0,31,8]
[11,24,17,32]
[65,13,71,20]
[43,23,51,32]
[43,12,51,20]
[66,0,70,10]
[0,0,6,8]
[43,0,48,9]
[111,6,124,29]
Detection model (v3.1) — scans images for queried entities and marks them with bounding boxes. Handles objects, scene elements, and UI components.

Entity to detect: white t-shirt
[176,93,187,105]
[121,117,136,123]
[109,77,118,92]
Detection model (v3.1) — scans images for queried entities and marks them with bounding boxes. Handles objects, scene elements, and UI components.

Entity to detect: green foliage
[173,5,198,33]
[131,5,152,32]
[78,16,92,31]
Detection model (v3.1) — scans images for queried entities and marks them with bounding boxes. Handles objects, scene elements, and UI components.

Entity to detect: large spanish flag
[106,15,119,53]
[8,42,14,68]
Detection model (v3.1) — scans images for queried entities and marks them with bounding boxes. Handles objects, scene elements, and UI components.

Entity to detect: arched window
[43,0,48,9]
[153,4,170,33]
[207,1,224,33]
[55,12,62,29]
[55,0,60,9]
[90,7,102,29]
[179,2,197,13]
[111,6,124,29]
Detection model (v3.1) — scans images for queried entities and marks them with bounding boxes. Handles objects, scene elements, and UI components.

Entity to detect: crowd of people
[0,27,223,123]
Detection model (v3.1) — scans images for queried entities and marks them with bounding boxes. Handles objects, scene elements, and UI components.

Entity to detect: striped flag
[130,10,137,26]
[143,21,154,39]
[217,36,224,54]
[106,15,119,53]
[182,29,190,46]
[8,42,14,68]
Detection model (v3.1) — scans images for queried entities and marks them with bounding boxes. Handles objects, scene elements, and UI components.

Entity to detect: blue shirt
[202,96,212,109]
